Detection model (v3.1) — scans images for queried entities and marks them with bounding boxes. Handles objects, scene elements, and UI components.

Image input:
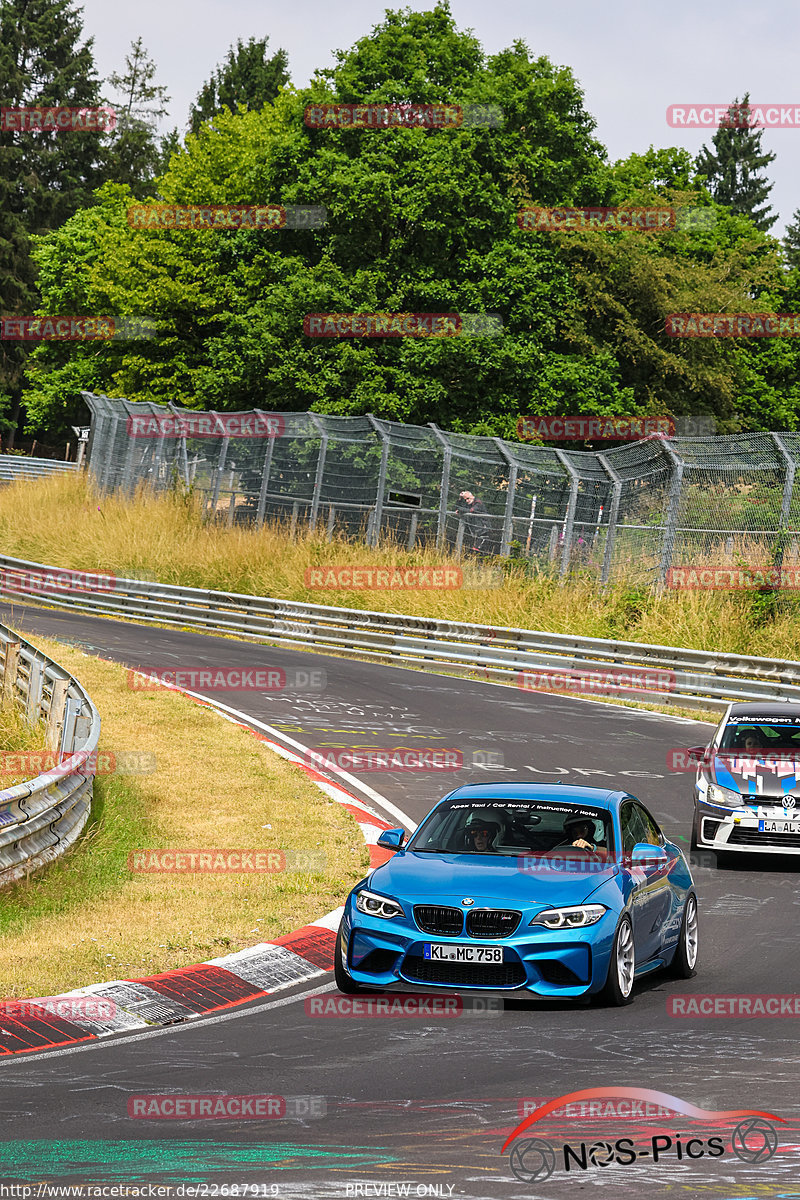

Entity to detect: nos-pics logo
[502,1088,782,1183]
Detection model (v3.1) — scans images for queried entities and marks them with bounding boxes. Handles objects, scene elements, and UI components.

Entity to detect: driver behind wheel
[561,815,600,851]
[465,818,501,853]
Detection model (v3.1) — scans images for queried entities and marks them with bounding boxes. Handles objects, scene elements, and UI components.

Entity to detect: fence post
[657,437,685,586]
[254,410,276,527]
[554,450,579,578]
[167,402,190,488]
[429,424,452,549]
[307,414,329,532]
[366,415,390,548]
[494,439,518,558]
[120,403,140,494]
[208,414,230,518]
[771,432,795,573]
[598,453,622,585]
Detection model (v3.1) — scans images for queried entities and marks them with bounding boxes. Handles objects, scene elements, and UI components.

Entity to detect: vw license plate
[424,944,504,963]
[759,819,800,833]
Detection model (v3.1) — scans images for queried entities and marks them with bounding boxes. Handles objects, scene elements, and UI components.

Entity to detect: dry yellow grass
[0,472,797,660]
[0,636,369,997]
[0,702,48,787]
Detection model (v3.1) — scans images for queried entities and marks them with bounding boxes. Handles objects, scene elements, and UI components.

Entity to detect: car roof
[439,782,625,812]
[726,702,800,717]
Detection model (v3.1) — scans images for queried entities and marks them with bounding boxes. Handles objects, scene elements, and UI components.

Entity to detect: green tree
[23,4,800,439]
[783,208,800,271]
[0,0,106,443]
[189,37,290,135]
[103,37,172,196]
[695,95,777,231]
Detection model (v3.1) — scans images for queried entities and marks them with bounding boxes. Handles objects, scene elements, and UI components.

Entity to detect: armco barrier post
[45,675,69,751]
[2,640,20,705]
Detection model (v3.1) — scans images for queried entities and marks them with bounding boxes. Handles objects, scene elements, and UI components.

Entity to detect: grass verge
[0,473,795,661]
[0,635,369,998]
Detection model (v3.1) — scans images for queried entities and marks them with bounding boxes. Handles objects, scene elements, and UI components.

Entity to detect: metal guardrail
[1,552,800,715]
[0,455,77,482]
[0,619,100,887]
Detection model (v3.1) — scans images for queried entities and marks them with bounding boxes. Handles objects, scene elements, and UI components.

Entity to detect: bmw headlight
[530,904,607,929]
[706,783,742,809]
[355,889,404,920]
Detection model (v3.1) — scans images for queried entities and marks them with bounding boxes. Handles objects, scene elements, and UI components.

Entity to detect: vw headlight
[706,783,742,809]
[530,904,607,929]
[355,889,404,920]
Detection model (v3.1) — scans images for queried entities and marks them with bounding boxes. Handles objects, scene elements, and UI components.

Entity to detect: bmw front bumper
[338,901,621,999]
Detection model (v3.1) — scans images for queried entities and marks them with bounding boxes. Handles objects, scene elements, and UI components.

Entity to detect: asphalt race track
[0,597,799,1200]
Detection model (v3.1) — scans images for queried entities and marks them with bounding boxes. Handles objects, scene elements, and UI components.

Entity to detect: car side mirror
[630,842,668,872]
[686,746,710,764]
[377,828,406,849]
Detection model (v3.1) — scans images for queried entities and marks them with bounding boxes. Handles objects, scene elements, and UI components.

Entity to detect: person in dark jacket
[457,490,492,555]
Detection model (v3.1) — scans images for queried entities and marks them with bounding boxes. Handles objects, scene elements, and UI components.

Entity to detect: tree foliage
[19,3,800,442]
[695,96,777,232]
[189,37,290,135]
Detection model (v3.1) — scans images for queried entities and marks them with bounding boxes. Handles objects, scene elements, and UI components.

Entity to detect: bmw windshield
[407,799,615,856]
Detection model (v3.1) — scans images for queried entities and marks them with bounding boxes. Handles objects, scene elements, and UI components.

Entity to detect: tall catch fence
[82,393,800,586]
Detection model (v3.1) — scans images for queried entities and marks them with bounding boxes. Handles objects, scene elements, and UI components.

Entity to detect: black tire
[334,930,367,994]
[595,914,635,1007]
[669,894,699,979]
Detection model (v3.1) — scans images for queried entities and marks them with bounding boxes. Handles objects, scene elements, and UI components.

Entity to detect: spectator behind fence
[457,490,492,556]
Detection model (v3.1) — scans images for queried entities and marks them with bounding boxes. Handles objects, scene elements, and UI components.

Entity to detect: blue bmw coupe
[335,783,698,1005]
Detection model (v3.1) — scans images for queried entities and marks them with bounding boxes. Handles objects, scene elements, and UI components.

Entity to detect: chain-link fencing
[82,392,800,586]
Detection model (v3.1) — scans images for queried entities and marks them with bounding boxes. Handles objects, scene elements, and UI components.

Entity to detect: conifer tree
[695,95,777,231]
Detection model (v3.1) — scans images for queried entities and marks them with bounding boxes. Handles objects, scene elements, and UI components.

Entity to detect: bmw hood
[709,753,800,802]
[368,851,619,906]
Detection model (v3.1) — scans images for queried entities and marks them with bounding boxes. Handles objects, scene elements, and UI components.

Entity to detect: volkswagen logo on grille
[786,796,797,808]
[461,898,475,906]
